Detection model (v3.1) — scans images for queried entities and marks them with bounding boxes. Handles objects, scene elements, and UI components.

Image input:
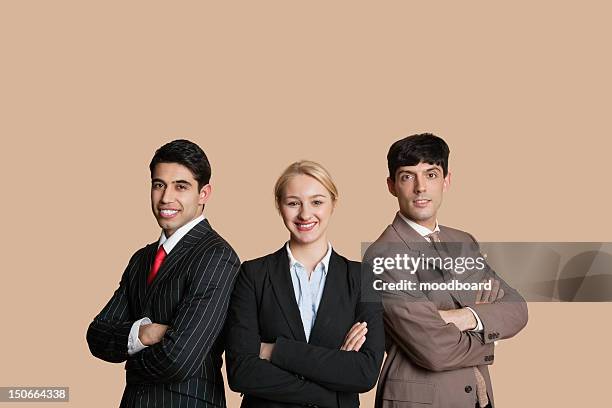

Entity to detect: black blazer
[225,246,385,408]
[86,219,240,408]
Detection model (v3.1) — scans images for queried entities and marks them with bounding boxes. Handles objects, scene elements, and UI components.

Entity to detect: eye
[176,184,188,190]
[312,200,324,206]
[286,201,300,207]
[427,172,437,179]
[400,174,414,182]
[152,182,165,189]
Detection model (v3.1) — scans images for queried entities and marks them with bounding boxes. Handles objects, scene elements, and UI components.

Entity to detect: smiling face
[278,174,335,247]
[387,161,450,230]
[151,162,211,237]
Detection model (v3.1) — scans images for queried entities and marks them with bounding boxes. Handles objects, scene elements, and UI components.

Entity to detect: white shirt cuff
[127,317,152,355]
[465,307,484,332]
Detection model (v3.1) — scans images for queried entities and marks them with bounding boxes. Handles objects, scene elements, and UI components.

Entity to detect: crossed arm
[225,264,384,407]
[266,296,384,393]
[379,250,528,372]
[86,250,143,363]
[87,245,241,384]
[438,278,505,331]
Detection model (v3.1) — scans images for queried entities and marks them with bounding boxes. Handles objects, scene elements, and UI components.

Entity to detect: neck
[288,237,329,272]
[162,213,204,239]
[417,219,436,231]
[400,211,437,231]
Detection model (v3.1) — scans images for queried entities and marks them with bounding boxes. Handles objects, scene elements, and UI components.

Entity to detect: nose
[298,204,312,221]
[161,186,175,203]
[414,174,427,194]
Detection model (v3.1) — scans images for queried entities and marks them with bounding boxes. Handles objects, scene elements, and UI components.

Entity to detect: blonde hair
[274,161,339,208]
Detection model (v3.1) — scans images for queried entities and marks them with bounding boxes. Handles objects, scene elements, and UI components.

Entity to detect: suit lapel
[143,219,211,307]
[309,250,345,344]
[391,213,444,271]
[268,247,307,343]
[137,243,157,312]
[391,213,465,305]
[436,227,472,305]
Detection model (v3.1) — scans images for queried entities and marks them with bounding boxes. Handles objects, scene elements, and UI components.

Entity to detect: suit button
[488,334,494,340]
[465,385,472,393]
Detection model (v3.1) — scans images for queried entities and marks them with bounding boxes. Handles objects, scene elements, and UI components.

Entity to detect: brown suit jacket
[370,214,528,408]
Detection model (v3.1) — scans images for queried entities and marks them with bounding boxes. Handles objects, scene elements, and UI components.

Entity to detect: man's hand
[259,342,275,361]
[476,279,505,304]
[138,323,169,346]
[438,279,506,331]
[340,322,368,352]
[438,309,477,332]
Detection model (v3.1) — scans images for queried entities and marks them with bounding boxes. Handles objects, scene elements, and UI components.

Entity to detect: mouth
[159,209,180,218]
[412,198,431,208]
[295,221,317,232]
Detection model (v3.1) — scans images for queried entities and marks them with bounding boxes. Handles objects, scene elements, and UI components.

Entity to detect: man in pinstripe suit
[87,139,241,407]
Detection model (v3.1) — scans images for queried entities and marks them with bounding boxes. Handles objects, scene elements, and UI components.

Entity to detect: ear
[386,177,398,197]
[198,184,212,206]
[443,171,451,192]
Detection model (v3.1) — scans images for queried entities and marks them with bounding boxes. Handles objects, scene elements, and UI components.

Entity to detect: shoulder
[375,224,401,244]
[364,225,403,260]
[182,230,241,282]
[333,251,360,270]
[117,243,156,280]
[129,242,156,264]
[242,252,275,268]
[439,225,477,243]
[194,228,240,261]
[330,250,362,280]
[240,247,284,275]
[329,252,377,299]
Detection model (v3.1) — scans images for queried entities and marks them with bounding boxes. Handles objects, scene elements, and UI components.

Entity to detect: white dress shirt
[286,242,333,342]
[127,214,206,355]
[398,212,484,332]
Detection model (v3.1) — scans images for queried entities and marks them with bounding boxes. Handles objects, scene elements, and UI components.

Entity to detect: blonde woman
[226,161,384,408]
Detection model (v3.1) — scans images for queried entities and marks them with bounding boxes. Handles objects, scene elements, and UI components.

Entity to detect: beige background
[1,1,611,407]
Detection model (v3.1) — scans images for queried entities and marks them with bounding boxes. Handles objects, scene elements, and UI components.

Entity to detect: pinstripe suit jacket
[86,219,240,408]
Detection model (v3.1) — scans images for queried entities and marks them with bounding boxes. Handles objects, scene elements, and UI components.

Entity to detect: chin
[407,209,431,220]
[158,219,176,231]
[292,233,320,246]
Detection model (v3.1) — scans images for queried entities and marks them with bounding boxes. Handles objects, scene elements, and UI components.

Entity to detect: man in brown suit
[370,134,528,408]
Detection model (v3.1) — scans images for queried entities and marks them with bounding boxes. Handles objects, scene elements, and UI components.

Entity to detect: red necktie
[147,246,167,285]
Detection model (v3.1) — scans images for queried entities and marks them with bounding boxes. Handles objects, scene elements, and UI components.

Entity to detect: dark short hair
[149,139,211,190]
[387,133,450,180]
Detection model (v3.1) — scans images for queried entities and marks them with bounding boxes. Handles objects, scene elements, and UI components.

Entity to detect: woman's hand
[340,322,368,352]
[259,342,275,360]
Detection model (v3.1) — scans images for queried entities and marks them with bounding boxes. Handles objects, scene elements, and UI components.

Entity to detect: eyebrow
[285,194,328,199]
[398,167,441,175]
[173,180,193,185]
[151,178,193,186]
